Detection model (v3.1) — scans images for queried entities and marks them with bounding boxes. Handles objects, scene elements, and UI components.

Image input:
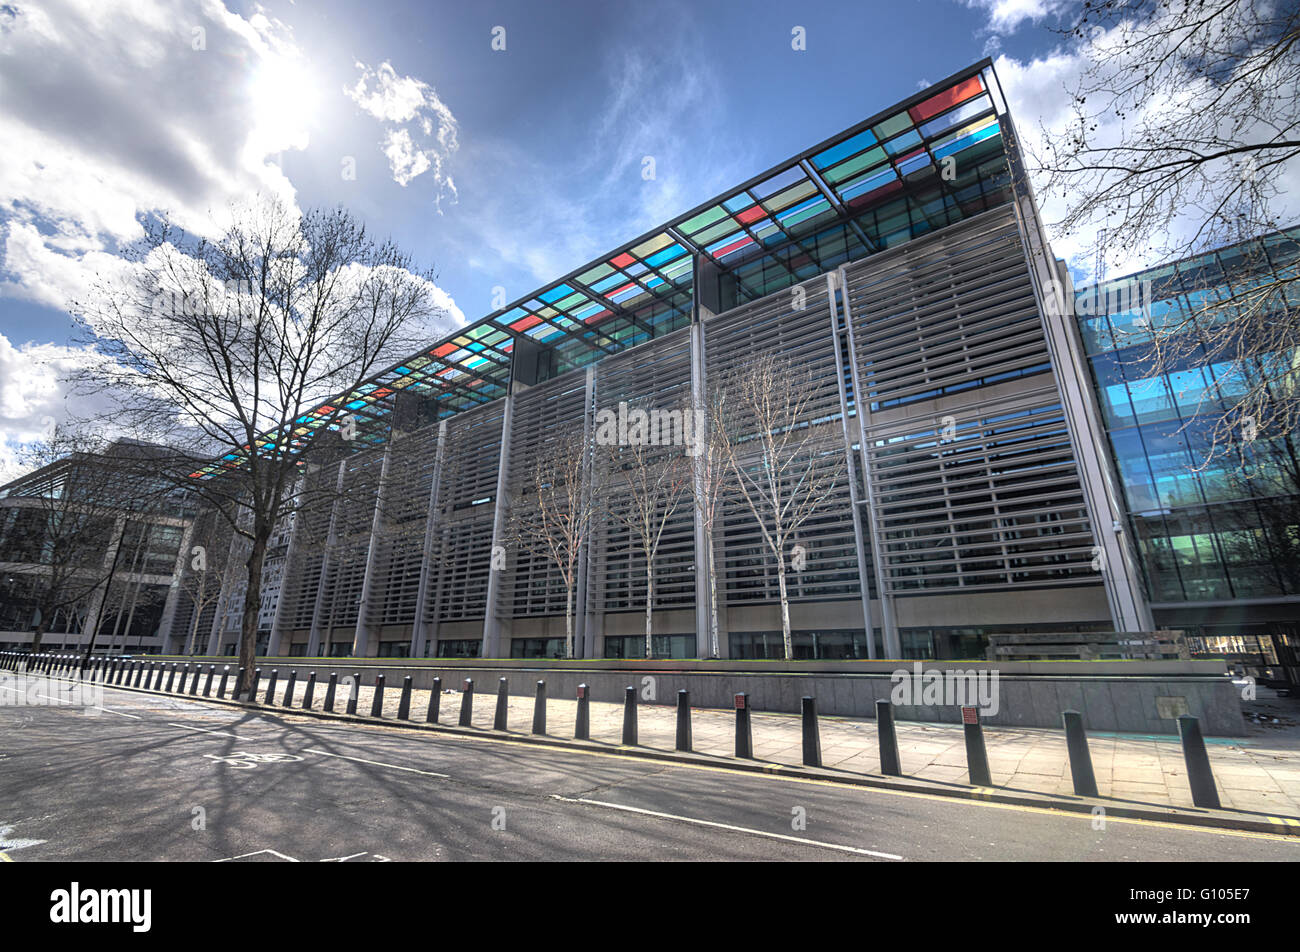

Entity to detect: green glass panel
[577,263,613,284]
[680,205,727,234]
[872,112,912,140]
[823,147,888,185]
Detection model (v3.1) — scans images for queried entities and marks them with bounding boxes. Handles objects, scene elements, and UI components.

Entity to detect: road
[1,673,1296,862]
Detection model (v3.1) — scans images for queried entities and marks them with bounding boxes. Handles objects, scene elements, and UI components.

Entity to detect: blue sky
[0,0,1123,473]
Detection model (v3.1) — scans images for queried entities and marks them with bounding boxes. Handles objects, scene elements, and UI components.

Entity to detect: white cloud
[0,332,104,481]
[382,129,433,187]
[965,0,1066,34]
[346,60,459,205]
[0,0,317,311]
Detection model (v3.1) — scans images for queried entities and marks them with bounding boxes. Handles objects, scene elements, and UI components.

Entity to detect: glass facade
[1077,228,1300,607]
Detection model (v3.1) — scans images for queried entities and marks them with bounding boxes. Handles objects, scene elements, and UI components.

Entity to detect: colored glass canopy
[190,59,1012,478]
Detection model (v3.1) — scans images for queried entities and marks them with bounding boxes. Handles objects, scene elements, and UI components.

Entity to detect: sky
[0,0,1290,478]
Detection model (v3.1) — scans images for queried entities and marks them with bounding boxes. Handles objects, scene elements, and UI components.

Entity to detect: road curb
[43,670,1300,839]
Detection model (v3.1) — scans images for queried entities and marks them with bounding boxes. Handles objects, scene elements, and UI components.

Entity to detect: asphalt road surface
[1,674,1296,862]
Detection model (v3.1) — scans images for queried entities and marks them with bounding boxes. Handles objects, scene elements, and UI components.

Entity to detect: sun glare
[248,53,321,150]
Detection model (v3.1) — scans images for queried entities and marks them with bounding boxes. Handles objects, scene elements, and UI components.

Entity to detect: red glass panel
[908,76,984,123]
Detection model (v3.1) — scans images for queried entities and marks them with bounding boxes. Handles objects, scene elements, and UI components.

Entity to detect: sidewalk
[259,676,1300,818]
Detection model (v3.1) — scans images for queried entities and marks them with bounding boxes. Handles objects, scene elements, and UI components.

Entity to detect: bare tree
[1035,0,1300,463]
[602,401,695,659]
[506,424,603,658]
[2,428,136,654]
[178,507,235,655]
[713,353,844,660]
[70,198,448,695]
[697,385,732,659]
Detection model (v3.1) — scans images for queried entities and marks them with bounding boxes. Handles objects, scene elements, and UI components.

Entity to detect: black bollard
[458,678,474,726]
[302,671,317,710]
[532,680,546,735]
[962,706,992,787]
[398,676,413,720]
[802,696,822,768]
[323,672,338,712]
[877,699,902,776]
[247,668,261,703]
[346,674,360,715]
[233,667,247,699]
[179,664,191,693]
[494,677,509,731]
[734,693,753,759]
[282,669,298,707]
[370,674,386,718]
[1062,710,1099,797]
[189,665,200,695]
[426,677,442,723]
[217,666,230,699]
[203,665,215,697]
[1177,714,1222,809]
[676,689,692,752]
[622,685,638,746]
[145,663,159,691]
[575,684,590,740]
[132,662,144,688]
[265,669,279,705]
[165,664,177,693]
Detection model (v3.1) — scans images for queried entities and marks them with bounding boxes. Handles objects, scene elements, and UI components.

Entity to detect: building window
[510,638,566,659]
[435,639,480,658]
[603,634,696,659]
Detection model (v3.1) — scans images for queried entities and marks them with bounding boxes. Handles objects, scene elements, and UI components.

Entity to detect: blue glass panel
[812,129,878,170]
[539,284,574,304]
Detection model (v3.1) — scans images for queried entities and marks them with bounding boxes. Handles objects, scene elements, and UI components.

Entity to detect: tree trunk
[186,576,205,655]
[238,530,269,699]
[30,617,48,656]
[644,564,654,659]
[565,585,575,660]
[776,557,793,661]
[707,542,721,659]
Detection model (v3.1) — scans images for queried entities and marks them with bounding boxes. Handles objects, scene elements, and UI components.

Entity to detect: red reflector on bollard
[734,694,746,710]
[577,685,586,699]
[462,680,471,691]
[961,706,978,724]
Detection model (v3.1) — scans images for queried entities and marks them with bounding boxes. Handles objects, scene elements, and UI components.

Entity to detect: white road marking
[0,683,123,716]
[302,748,449,778]
[168,722,249,740]
[99,707,141,719]
[0,824,47,854]
[549,794,905,860]
[214,848,299,862]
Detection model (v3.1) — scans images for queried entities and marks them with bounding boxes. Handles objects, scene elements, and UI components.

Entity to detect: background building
[1076,229,1300,680]
[0,439,193,654]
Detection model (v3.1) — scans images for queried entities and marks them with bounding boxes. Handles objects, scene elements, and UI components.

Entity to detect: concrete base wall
[155,656,1245,736]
